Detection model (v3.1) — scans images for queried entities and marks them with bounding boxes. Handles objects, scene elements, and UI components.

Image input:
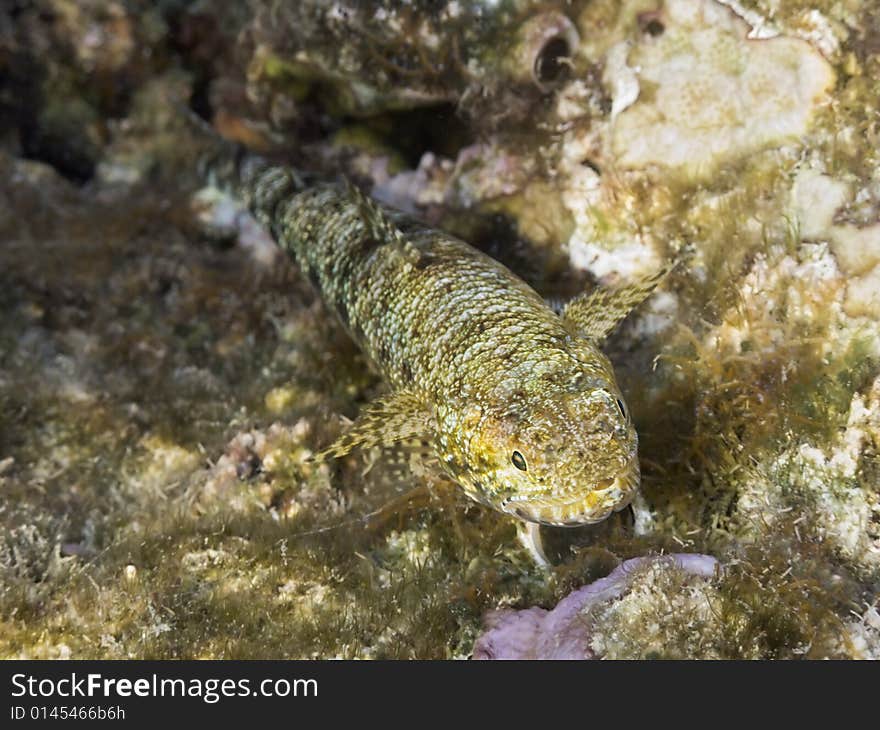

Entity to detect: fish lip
[509,455,641,527]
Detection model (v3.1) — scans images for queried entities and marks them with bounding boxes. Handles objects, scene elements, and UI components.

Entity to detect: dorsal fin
[345,179,407,248]
[562,248,692,342]
[345,179,429,267]
[562,264,671,342]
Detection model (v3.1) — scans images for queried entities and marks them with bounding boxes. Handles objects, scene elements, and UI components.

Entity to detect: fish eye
[511,450,528,471]
[616,398,627,419]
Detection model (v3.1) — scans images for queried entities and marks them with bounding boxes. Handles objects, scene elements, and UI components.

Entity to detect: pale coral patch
[611,0,835,176]
[792,168,880,319]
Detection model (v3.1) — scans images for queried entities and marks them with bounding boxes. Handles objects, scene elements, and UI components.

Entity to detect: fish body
[205,149,667,528]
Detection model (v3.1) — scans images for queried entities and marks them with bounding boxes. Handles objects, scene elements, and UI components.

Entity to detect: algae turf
[583,538,866,660]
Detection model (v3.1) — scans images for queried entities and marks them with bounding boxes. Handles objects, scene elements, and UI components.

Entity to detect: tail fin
[179,105,306,225]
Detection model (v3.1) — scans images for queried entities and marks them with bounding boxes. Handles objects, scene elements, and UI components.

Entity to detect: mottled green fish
[202,143,670,557]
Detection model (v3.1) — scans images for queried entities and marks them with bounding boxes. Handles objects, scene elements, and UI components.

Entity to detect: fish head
[448,354,640,526]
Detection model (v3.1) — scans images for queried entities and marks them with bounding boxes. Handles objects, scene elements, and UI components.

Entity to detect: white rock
[611,0,835,175]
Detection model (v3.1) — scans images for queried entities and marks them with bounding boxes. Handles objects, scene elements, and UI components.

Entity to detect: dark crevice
[19,128,97,185]
[165,5,221,124]
[371,103,472,168]
[534,36,572,87]
[188,73,215,123]
[0,47,95,184]
[638,14,665,37]
[581,158,602,176]
[644,20,665,36]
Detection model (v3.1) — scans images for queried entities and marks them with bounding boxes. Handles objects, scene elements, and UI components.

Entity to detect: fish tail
[187,112,308,241]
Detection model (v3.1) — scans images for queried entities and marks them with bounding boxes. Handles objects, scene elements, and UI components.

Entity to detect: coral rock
[473,554,718,659]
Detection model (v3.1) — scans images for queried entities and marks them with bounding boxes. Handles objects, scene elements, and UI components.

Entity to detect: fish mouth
[506,457,641,527]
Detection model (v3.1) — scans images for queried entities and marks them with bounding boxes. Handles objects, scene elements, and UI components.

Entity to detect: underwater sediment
[0,0,878,659]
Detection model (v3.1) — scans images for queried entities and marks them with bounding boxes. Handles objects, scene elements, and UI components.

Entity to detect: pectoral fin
[315,390,434,462]
[517,522,552,569]
[562,262,674,342]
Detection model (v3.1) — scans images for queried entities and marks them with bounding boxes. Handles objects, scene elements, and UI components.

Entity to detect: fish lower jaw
[506,471,640,527]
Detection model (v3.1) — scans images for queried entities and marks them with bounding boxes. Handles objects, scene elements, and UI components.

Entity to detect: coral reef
[1,0,879,659]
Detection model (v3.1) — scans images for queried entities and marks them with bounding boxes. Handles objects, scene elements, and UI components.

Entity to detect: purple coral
[473,553,719,660]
